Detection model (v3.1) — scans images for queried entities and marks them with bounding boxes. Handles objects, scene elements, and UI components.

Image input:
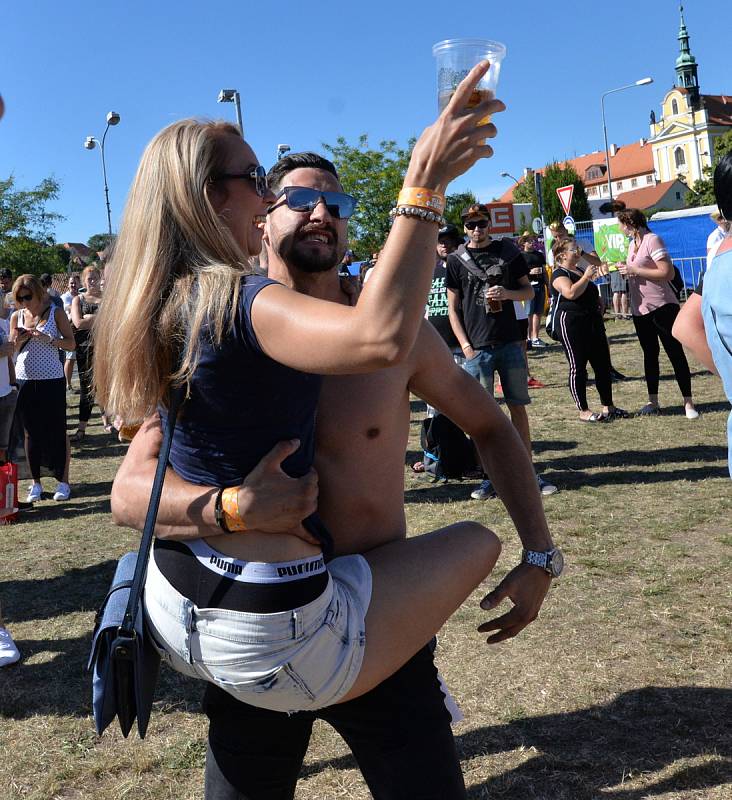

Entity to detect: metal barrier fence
[672,256,706,299]
[567,219,706,301]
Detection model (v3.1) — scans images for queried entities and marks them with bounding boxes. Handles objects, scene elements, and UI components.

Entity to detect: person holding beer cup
[93,63,514,715]
[551,238,628,422]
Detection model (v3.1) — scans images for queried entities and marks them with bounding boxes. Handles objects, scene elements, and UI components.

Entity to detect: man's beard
[278,225,345,274]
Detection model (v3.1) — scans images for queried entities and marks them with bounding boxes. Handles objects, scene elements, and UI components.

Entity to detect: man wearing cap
[426,224,464,358]
[446,203,558,499]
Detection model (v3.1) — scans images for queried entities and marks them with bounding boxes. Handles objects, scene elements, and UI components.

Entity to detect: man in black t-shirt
[447,204,558,499]
[518,234,548,348]
[426,224,464,355]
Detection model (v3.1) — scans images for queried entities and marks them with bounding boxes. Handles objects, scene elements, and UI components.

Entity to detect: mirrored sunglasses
[211,165,269,197]
[268,186,357,220]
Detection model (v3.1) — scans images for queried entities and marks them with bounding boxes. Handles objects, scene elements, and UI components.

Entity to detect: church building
[500,5,731,215]
[649,4,732,186]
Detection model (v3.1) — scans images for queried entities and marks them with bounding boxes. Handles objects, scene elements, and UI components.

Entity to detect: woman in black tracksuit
[551,238,628,422]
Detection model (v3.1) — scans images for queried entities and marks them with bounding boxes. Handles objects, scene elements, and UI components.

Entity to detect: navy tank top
[165,274,332,555]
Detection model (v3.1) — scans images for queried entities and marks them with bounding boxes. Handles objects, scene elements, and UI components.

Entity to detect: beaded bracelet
[220,486,247,532]
[389,205,446,226]
[396,187,445,215]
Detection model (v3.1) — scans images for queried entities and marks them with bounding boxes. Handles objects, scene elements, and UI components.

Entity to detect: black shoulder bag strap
[119,383,186,637]
[456,244,488,282]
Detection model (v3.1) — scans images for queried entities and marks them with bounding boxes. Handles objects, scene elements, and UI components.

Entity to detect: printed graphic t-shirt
[426,260,460,349]
[446,239,529,348]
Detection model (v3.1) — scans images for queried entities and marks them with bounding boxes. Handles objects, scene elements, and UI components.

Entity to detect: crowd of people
[2,75,731,800]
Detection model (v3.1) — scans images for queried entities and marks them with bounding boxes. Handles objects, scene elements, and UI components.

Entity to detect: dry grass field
[1,317,731,799]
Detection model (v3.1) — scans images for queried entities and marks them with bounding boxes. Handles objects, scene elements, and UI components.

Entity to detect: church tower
[675,3,700,107]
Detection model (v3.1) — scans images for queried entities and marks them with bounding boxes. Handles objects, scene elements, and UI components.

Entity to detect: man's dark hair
[0,268,12,280]
[267,152,340,193]
[714,153,732,221]
[40,272,53,287]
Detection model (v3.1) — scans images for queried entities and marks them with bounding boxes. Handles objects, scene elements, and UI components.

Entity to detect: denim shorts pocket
[323,599,350,646]
[211,661,315,704]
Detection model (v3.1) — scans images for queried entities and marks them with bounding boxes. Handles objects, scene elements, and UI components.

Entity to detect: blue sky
[1,1,725,246]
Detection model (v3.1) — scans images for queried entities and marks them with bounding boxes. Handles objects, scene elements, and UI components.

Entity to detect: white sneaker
[53,482,71,501]
[26,483,42,503]
[0,627,20,667]
[685,407,699,420]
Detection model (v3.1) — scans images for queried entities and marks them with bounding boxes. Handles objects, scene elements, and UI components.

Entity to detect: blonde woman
[551,238,627,422]
[95,64,506,713]
[10,274,76,501]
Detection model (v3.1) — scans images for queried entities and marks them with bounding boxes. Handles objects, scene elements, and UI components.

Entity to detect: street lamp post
[218,89,243,136]
[601,78,653,205]
[277,144,291,161]
[84,111,121,236]
[500,170,520,185]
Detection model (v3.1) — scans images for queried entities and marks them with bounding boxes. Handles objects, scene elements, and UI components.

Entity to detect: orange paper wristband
[221,486,247,532]
[397,187,445,215]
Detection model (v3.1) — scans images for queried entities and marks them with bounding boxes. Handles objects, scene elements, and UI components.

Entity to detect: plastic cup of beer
[432,38,506,124]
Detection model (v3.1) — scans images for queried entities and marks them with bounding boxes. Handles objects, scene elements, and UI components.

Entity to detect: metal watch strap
[523,549,549,570]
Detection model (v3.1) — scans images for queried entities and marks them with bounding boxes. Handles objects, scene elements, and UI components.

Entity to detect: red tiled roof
[615,180,684,210]
[498,141,654,202]
[702,94,732,126]
[61,242,91,256]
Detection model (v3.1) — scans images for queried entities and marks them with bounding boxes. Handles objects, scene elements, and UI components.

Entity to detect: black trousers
[76,342,95,424]
[17,377,66,481]
[632,303,692,397]
[203,643,466,800]
[556,310,613,410]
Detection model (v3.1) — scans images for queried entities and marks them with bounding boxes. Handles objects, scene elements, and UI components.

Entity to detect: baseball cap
[438,224,463,243]
[460,203,491,221]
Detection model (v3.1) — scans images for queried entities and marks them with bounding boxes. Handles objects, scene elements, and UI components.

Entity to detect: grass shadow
[298,686,731,799]
[0,631,206,721]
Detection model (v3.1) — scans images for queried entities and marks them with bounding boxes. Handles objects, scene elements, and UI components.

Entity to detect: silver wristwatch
[522,547,564,578]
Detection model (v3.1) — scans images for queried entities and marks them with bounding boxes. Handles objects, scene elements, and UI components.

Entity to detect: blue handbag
[88,386,184,738]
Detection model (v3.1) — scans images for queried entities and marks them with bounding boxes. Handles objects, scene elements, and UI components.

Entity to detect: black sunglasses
[464,219,489,230]
[16,293,33,302]
[211,165,269,197]
[267,186,357,220]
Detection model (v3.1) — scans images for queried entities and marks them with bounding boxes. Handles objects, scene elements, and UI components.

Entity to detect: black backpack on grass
[419,413,478,481]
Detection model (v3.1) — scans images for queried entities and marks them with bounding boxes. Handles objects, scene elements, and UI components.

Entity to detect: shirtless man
[112,152,559,799]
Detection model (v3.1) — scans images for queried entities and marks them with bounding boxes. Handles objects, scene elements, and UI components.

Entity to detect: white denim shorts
[144,551,372,713]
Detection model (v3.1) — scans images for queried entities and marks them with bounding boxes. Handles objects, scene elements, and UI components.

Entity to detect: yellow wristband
[221,486,247,532]
[397,187,445,215]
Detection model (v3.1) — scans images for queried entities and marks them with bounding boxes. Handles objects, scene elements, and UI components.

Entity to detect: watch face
[550,548,564,577]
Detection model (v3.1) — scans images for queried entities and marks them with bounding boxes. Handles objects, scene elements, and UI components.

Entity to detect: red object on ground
[0,462,19,524]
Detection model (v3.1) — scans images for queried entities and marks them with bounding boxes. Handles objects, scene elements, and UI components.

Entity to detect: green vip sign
[593,219,629,264]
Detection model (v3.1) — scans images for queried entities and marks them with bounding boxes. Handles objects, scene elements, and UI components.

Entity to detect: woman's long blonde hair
[93,119,252,423]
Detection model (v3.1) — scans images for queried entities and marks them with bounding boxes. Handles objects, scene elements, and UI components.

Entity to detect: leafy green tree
[0,236,67,275]
[322,135,477,257]
[0,176,62,240]
[87,233,116,256]
[538,162,592,224]
[444,190,477,230]
[512,177,534,205]
[686,130,732,208]
[0,175,65,275]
